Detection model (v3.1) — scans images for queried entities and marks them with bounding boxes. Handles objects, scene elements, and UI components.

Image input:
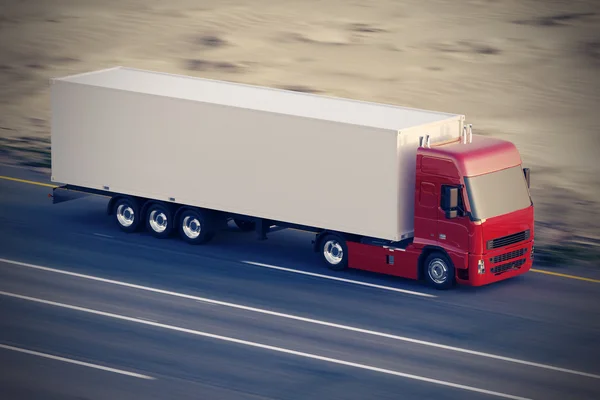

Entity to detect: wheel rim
[428,259,448,284]
[182,215,201,239]
[149,210,168,233]
[116,204,134,227]
[323,240,344,265]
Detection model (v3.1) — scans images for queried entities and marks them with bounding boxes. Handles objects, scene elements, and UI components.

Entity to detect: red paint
[419,135,522,177]
[481,206,534,248]
[461,241,533,286]
[457,205,534,286]
[347,241,420,280]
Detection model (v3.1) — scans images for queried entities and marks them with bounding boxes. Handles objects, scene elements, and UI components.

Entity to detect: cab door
[414,180,439,243]
[438,184,470,253]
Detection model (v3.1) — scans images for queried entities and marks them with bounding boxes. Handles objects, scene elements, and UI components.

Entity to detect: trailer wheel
[145,202,174,238]
[423,252,455,290]
[233,219,255,232]
[113,197,141,233]
[178,209,214,244]
[320,234,348,271]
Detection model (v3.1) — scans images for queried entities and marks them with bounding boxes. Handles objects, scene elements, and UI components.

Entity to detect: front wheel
[423,252,456,290]
[319,234,348,271]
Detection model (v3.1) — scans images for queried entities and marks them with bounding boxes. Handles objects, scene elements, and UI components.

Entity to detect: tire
[423,252,455,290]
[234,219,255,232]
[178,209,215,244]
[319,233,348,271]
[145,202,174,238]
[113,197,141,233]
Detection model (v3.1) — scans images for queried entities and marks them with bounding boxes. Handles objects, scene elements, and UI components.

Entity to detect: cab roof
[421,134,522,177]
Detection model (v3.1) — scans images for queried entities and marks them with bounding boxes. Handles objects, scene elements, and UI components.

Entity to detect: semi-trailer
[49,66,535,289]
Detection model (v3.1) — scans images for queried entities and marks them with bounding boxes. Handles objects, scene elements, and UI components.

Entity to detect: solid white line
[0,290,531,400]
[0,343,154,380]
[242,260,436,298]
[1,257,598,380]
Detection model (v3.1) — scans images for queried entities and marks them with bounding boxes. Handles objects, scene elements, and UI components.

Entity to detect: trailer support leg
[256,219,268,241]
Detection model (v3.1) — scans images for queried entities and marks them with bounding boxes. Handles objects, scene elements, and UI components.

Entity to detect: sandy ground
[1,0,599,265]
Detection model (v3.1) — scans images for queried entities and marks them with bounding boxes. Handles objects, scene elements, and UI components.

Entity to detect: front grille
[487,230,530,250]
[490,248,527,264]
[490,258,526,275]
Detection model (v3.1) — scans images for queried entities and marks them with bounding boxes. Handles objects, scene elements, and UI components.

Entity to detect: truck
[49,66,535,290]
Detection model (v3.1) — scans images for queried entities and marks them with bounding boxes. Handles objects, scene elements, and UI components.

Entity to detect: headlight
[531,245,534,260]
[478,259,485,274]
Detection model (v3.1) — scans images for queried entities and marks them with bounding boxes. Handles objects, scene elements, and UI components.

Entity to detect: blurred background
[1,0,598,267]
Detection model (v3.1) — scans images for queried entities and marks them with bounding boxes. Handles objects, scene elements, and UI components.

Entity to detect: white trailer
[50,66,464,242]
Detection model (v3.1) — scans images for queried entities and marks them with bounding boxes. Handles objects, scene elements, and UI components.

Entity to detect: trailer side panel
[51,80,404,240]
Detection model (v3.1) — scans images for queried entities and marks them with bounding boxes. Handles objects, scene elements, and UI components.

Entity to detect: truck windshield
[464,166,531,220]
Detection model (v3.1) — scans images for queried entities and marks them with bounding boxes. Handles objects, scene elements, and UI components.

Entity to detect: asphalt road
[0,164,599,400]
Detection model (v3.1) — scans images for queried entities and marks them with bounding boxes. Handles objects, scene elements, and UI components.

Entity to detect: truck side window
[420,182,437,208]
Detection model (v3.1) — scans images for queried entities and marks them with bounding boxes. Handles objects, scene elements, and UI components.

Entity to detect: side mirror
[441,186,459,219]
[523,168,530,188]
[442,186,459,210]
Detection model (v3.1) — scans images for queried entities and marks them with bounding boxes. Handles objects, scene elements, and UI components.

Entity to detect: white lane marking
[0,291,531,400]
[1,257,598,380]
[136,317,158,323]
[93,233,113,239]
[0,343,154,380]
[242,261,436,298]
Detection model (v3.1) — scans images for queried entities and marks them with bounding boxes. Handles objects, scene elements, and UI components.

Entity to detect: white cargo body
[50,67,464,241]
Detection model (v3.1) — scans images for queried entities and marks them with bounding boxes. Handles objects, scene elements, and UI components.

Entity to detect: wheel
[178,209,215,244]
[113,197,141,233]
[233,219,255,232]
[145,202,174,238]
[319,234,348,271]
[423,252,455,290]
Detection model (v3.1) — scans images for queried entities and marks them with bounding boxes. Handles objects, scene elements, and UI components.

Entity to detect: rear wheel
[145,202,174,238]
[423,252,455,290]
[113,197,140,233]
[319,233,348,271]
[178,209,215,244]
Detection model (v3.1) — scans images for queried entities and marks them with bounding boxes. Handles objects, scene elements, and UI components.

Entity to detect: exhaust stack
[418,135,432,148]
[462,125,467,144]
[468,124,473,143]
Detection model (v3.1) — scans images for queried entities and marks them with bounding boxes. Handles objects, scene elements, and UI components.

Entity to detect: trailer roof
[55,66,462,131]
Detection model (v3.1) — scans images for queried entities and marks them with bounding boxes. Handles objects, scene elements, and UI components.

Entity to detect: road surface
[0,164,599,400]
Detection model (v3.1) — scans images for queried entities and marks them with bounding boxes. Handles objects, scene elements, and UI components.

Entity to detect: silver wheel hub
[428,259,448,284]
[323,240,344,265]
[116,204,135,227]
[149,210,168,233]
[182,216,201,239]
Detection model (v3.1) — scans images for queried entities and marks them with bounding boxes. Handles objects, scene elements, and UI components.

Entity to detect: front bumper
[460,240,534,286]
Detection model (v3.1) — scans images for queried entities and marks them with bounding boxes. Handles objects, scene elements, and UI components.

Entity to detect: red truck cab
[342,131,534,289]
[413,132,534,287]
